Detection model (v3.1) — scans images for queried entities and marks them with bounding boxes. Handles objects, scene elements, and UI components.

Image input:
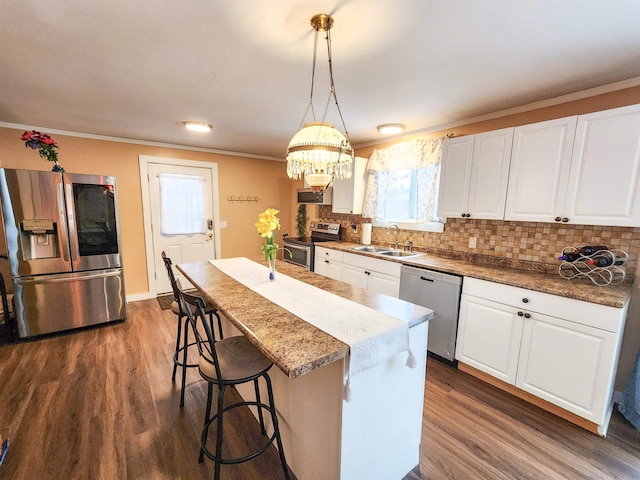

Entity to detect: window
[158,173,206,235]
[362,138,444,232]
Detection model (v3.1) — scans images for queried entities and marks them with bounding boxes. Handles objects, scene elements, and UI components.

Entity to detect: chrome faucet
[387,223,400,250]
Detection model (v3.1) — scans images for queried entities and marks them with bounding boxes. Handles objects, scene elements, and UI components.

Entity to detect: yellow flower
[255,208,292,263]
[255,217,273,238]
[255,208,281,238]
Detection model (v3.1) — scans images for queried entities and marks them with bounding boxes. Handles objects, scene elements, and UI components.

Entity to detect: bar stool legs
[171,311,184,383]
[178,286,290,480]
[199,374,291,480]
[172,312,199,407]
[174,310,222,407]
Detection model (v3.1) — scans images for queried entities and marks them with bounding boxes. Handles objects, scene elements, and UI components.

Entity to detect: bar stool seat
[200,336,272,381]
[178,285,291,480]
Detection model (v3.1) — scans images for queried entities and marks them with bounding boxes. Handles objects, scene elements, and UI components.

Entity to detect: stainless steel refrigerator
[0,168,126,338]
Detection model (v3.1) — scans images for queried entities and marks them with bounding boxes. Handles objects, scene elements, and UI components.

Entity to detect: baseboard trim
[458,362,604,436]
[126,292,156,302]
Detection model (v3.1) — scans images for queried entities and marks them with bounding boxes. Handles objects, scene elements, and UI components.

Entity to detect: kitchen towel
[361,223,372,245]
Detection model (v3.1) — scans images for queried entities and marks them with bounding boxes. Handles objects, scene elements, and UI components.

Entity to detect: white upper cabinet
[437,136,474,219]
[505,104,640,226]
[504,116,577,222]
[332,157,368,215]
[564,104,640,227]
[438,127,514,220]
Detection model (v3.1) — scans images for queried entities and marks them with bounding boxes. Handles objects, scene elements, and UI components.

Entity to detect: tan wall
[356,86,640,158]
[0,127,295,296]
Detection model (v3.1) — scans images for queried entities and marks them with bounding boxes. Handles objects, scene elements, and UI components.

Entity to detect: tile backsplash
[318,206,640,280]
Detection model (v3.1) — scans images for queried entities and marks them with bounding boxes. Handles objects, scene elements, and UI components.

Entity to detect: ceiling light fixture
[377,123,405,135]
[183,121,213,133]
[286,14,353,193]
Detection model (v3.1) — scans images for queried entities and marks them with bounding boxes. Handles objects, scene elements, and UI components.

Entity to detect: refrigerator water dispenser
[20,219,58,260]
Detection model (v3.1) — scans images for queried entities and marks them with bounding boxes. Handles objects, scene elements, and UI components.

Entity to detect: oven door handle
[284,243,311,252]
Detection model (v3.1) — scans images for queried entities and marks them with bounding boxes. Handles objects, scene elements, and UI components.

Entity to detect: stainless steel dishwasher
[399,265,463,363]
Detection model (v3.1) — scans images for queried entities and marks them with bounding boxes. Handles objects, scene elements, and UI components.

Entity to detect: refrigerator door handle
[64,182,80,265]
[56,179,71,262]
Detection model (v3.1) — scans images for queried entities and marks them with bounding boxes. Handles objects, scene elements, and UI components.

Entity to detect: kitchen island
[178,258,434,480]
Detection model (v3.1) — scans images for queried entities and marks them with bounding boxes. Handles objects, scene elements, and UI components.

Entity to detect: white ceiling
[2,0,640,160]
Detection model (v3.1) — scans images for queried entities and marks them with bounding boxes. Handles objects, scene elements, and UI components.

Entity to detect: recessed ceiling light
[377,124,405,135]
[183,121,213,133]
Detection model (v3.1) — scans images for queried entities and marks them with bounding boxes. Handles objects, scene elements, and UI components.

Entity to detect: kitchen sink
[351,246,391,253]
[378,250,423,258]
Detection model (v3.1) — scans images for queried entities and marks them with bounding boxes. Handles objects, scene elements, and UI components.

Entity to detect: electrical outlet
[469,237,477,249]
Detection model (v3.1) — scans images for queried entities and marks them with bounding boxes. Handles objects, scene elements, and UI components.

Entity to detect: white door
[565,103,640,226]
[505,116,577,222]
[437,135,474,219]
[342,264,369,290]
[467,127,514,220]
[455,294,523,384]
[140,155,221,296]
[516,312,617,423]
[368,271,400,298]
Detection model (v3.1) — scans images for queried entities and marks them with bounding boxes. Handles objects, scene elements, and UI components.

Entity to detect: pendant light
[286,14,354,192]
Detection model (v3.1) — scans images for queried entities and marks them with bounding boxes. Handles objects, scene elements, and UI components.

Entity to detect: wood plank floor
[0,298,639,479]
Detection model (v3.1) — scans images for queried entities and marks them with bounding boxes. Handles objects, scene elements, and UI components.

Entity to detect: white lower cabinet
[342,263,400,297]
[456,295,523,384]
[456,277,627,433]
[341,263,369,290]
[342,252,401,298]
[516,312,617,421]
[315,249,401,298]
[314,247,343,281]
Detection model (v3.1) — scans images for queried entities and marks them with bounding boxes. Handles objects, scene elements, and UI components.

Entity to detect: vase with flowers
[255,208,288,281]
[21,130,64,172]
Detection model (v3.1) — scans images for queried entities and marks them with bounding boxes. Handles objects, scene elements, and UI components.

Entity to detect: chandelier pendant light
[286,14,354,192]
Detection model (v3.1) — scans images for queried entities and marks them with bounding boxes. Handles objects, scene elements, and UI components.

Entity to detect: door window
[158,173,206,235]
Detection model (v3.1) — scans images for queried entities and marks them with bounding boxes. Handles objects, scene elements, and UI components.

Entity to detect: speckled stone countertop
[177,260,434,379]
[325,242,632,309]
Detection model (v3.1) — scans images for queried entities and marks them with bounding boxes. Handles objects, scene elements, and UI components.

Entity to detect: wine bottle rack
[558,247,628,286]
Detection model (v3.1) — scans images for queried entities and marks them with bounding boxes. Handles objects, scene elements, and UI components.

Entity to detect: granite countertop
[177,260,433,379]
[323,242,633,309]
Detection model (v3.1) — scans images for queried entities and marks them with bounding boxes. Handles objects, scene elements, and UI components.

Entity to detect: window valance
[367,137,443,172]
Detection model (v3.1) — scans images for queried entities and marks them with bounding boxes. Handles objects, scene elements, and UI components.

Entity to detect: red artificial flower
[20,130,59,163]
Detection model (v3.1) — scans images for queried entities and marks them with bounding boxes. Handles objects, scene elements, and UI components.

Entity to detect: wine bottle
[558,252,581,262]
[578,245,608,255]
[586,256,624,267]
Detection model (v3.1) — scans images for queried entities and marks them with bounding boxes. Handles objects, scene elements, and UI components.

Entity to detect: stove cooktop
[284,222,341,246]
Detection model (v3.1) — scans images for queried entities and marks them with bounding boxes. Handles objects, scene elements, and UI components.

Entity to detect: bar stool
[161,251,224,407]
[177,284,291,480]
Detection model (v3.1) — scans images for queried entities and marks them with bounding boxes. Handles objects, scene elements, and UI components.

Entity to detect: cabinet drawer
[462,277,626,333]
[315,246,343,262]
[342,252,402,277]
